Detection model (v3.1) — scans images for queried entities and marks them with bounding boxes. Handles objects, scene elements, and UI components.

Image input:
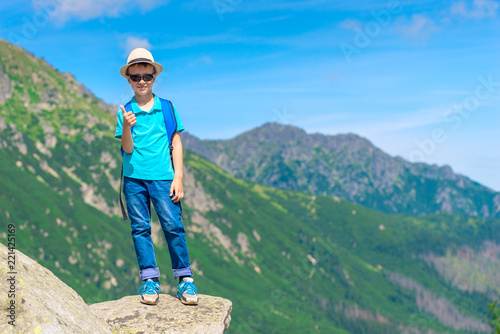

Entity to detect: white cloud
[123,36,152,55]
[244,15,292,25]
[159,26,343,51]
[136,0,164,11]
[451,0,499,19]
[188,56,213,67]
[181,0,412,16]
[40,0,168,24]
[397,14,440,41]
[338,18,362,30]
[307,107,447,138]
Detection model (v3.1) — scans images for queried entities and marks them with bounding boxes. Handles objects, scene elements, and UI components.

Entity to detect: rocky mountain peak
[183,122,499,218]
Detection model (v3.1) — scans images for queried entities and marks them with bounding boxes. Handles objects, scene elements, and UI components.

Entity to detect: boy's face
[127,64,156,97]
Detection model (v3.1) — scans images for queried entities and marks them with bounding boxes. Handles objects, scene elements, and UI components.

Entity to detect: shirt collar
[131,94,161,114]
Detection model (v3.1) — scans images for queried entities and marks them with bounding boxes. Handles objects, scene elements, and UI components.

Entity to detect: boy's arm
[120,105,136,153]
[170,131,184,203]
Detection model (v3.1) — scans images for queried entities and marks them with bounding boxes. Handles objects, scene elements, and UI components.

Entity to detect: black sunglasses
[129,73,155,82]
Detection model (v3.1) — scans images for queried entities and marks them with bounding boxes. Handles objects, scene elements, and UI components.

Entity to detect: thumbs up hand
[120,105,137,128]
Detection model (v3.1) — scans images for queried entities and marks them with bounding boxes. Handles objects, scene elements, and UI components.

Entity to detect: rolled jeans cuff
[140,267,160,281]
[173,266,193,279]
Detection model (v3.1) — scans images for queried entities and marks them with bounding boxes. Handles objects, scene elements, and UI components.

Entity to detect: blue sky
[1,0,499,190]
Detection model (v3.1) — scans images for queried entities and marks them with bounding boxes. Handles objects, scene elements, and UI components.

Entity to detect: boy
[115,48,198,306]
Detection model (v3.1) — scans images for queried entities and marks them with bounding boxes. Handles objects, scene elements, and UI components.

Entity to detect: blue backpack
[119,98,179,220]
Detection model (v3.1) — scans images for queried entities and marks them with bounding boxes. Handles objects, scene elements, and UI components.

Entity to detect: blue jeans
[123,176,192,280]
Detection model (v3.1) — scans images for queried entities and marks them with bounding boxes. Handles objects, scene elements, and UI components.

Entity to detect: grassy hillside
[4,144,498,333]
[182,150,499,334]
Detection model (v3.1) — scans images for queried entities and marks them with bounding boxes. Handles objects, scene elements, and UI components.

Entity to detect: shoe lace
[138,280,161,295]
[181,281,198,296]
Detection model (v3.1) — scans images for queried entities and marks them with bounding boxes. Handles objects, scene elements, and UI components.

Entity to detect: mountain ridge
[182,122,500,218]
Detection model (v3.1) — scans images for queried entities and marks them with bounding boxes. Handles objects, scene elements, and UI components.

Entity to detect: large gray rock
[0,243,111,334]
[0,242,233,334]
[90,294,232,334]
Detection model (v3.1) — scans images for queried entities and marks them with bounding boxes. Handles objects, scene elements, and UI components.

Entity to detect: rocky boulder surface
[0,243,232,333]
[90,294,232,334]
[0,243,111,334]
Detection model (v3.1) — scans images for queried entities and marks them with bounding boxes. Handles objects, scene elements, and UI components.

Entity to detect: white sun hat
[120,48,163,78]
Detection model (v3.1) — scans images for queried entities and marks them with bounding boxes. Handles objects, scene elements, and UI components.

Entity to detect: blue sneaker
[177,277,199,305]
[138,279,161,305]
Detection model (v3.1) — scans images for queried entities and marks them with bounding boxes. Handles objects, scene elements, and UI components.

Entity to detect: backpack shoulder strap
[124,100,134,133]
[124,100,133,111]
[119,100,134,220]
[159,98,177,148]
[120,100,134,156]
[158,97,184,218]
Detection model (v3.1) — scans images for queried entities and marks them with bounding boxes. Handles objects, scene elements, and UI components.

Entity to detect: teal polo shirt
[115,95,184,180]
